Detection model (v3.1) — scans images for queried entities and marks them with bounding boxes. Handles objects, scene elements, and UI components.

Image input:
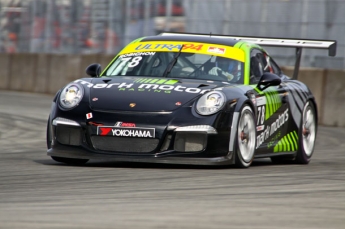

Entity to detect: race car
[46,32,336,168]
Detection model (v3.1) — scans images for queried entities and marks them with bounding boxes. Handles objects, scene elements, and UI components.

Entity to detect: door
[249,49,292,154]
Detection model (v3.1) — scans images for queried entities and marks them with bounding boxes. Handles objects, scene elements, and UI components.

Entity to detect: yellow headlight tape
[118,41,245,62]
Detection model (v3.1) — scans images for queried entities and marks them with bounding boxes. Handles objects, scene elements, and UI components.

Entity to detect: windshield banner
[119,41,245,62]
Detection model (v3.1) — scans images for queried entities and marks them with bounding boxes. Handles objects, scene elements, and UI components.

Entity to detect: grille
[91,136,159,153]
[56,126,82,146]
[174,132,207,152]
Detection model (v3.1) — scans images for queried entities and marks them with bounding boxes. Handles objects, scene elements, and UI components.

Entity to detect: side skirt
[254,151,297,159]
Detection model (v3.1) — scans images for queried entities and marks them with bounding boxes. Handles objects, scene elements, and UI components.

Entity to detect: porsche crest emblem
[129,103,136,108]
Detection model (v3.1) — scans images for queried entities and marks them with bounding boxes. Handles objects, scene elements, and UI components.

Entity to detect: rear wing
[159,32,337,79]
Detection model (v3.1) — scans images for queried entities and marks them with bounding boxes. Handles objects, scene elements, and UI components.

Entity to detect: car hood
[84,77,224,112]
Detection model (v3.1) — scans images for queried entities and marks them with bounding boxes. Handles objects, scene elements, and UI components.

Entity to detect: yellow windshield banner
[118,41,245,62]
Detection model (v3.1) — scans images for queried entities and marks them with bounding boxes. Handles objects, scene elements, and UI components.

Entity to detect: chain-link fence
[0,0,344,69]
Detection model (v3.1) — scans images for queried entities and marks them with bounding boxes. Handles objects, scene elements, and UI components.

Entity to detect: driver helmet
[216,57,237,72]
[215,57,240,78]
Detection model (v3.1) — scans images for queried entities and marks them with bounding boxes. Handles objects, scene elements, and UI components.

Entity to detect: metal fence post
[44,0,52,53]
[124,0,131,45]
[222,0,232,35]
[164,0,172,31]
[108,0,114,54]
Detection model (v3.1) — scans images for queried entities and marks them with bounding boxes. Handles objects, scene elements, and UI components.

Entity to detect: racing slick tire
[295,101,317,164]
[234,105,256,168]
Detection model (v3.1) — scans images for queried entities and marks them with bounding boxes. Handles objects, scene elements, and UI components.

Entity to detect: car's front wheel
[51,156,89,165]
[234,105,256,168]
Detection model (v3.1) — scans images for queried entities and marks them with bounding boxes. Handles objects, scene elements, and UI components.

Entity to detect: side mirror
[257,72,281,91]
[86,63,101,77]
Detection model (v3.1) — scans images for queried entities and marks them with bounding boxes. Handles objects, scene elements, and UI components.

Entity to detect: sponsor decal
[115,122,136,127]
[99,127,112,135]
[88,121,104,126]
[121,123,136,127]
[267,131,281,149]
[256,96,266,106]
[273,131,298,152]
[256,108,289,149]
[175,102,181,106]
[92,98,98,101]
[207,46,226,54]
[256,125,265,132]
[75,79,210,94]
[114,122,123,127]
[86,113,93,119]
[129,103,136,108]
[134,43,203,51]
[97,126,155,138]
[118,41,246,62]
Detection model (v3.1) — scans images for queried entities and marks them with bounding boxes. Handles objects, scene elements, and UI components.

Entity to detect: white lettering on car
[119,52,156,58]
[118,83,133,88]
[256,108,289,149]
[111,129,153,138]
[74,79,212,94]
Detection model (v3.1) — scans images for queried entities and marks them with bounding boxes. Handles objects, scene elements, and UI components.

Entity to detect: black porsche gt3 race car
[46,32,336,168]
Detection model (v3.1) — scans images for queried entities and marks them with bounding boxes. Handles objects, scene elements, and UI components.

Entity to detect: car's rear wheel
[295,101,316,164]
[51,156,89,165]
[234,105,256,168]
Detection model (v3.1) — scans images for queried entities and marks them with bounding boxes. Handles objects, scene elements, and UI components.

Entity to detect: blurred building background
[0,0,344,69]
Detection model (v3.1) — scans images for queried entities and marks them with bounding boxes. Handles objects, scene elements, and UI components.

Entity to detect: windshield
[103,42,245,83]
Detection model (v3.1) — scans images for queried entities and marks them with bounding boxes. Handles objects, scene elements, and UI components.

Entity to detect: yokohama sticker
[97,126,155,138]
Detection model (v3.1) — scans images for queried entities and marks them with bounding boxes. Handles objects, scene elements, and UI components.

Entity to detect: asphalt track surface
[0,90,344,229]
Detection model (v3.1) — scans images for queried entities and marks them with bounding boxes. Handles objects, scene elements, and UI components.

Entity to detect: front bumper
[48,115,234,165]
[47,95,236,165]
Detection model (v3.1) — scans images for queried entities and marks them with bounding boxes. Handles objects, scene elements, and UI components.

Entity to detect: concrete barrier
[66,55,82,83]
[9,53,37,92]
[322,69,345,127]
[0,54,10,90]
[0,53,344,127]
[46,54,70,94]
[34,54,51,94]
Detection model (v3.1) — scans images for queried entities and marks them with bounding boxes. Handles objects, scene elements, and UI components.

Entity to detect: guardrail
[0,53,344,127]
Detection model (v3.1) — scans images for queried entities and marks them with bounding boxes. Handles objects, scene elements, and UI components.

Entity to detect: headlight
[196,91,225,115]
[59,83,84,109]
